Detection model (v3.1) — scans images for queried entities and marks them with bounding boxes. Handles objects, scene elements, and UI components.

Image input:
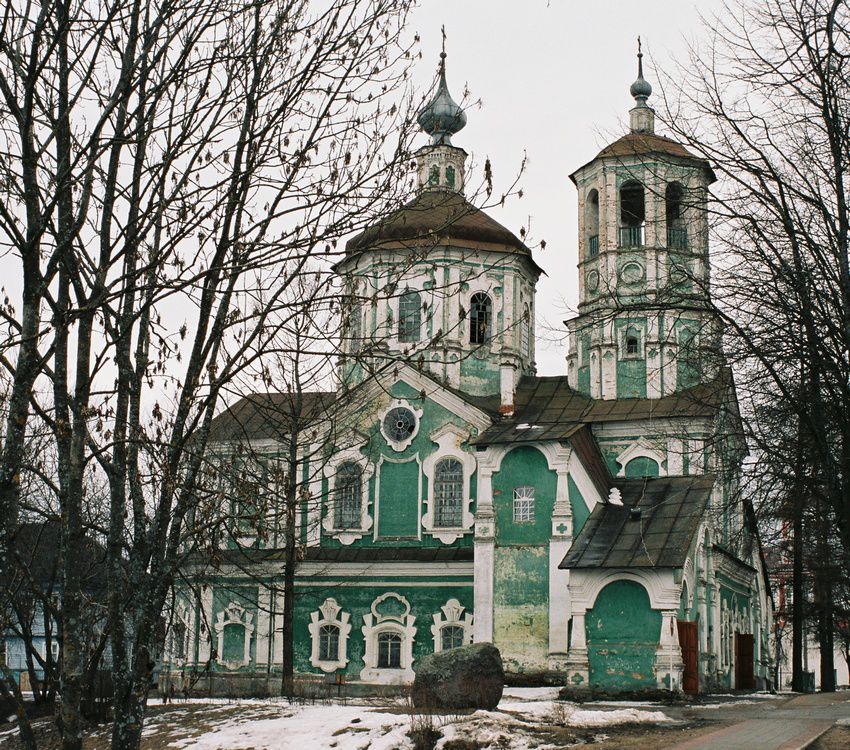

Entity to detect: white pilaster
[198,585,213,663]
[656,609,684,691]
[256,585,271,666]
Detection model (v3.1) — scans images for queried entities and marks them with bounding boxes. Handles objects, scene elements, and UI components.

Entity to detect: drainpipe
[500,363,516,417]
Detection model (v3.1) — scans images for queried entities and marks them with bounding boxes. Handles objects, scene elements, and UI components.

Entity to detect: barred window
[349,302,361,354]
[398,290,421,343]
[334,462,362,529]
[513,486,535,523]
[434,458,463,528]
[377,632,402,668]
[441,625,464,651]
[469,292,492,344]
[319,624,340,662]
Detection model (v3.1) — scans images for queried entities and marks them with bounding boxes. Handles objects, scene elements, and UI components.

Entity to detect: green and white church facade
[164,52,773,695]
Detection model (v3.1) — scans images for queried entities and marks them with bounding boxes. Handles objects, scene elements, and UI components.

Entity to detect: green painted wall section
[586,580,661,689]
[491,446,556,671]
[617,357,647,398]
[291,582,473,677]
[377,459,419,538]
[568,475,590,535]
[493,545,549,672]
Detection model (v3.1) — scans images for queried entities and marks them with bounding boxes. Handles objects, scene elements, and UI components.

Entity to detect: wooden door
[734,632,755,689]
[677,620,699,695]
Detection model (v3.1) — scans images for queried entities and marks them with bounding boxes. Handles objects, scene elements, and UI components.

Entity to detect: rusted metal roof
[344,190,542,274]
[207,391,336,442]
[570,131,716,184]
[474,372,728,446]
[559,475,714,569]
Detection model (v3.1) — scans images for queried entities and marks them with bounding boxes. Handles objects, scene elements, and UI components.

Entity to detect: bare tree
[656,0,850,691]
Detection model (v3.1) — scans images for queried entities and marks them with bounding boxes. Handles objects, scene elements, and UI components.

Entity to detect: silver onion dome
[417,52,467,146]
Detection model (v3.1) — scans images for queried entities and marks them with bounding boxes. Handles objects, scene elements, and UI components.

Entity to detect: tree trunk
[791,502,806,691]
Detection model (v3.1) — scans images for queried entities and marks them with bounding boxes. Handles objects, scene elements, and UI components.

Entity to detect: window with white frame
[334,462,362,529]
[513,486,535,523]
[440,625,464,651]
[433,458,463,528]
[398,290,421,343]
[469,292,492,344]
[319,624,340,662]
[377,631,403,668]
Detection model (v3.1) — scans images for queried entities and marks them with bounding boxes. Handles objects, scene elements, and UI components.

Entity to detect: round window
[620,261,644,284]
[383,407,417,443]
[586,270,600,291]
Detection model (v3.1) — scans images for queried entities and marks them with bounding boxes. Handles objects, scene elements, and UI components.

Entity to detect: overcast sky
[408,0,725,375]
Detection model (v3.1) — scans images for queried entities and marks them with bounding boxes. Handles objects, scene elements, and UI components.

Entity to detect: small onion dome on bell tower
[629,37,655,134]
[415,46,468,193]
[417,51,467,145]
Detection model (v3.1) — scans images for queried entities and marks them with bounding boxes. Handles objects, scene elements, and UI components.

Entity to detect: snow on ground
[136,691,674,750]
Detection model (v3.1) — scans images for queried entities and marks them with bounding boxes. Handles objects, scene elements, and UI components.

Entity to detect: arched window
[624,456,660,478]
[521,303,531,360]
[586,188,600,256]
[221,622,244,663]
[469,292,492,344]
[172,620,187,661]
[428,165,439,185]
[626,335,639,355]
[666,182,687,249]
[398,289,421,342]
[348,302,361,354]
[619,180,645,248]
[319,624,340,662]
[434,458,463,528]
[377,632,402,668]
[441,625,464,651]
[445,165,456,188]
[334,462,362,529]
[513,485,535,523]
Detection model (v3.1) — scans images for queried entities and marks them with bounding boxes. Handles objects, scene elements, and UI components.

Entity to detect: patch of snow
[501,687,561,702]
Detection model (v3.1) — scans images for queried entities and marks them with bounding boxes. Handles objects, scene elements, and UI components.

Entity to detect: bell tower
[566,41,719,400]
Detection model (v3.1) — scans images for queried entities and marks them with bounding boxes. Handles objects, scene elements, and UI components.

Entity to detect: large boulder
[412,643,504,711]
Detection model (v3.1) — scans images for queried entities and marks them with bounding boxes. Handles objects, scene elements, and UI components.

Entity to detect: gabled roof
[570,131,716,184]
[207,392,336,442]
[344,190,542,273]
[474,371,729,446]
[559,475,714,569]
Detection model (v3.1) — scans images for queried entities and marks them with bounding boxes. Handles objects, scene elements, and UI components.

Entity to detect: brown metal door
[677,620,699,695]
[734,632,755,689]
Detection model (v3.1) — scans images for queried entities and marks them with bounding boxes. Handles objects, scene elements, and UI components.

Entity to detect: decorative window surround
[169,600,192,665]
[431,598,473,652]
[214,602,254,670]
[360,593,417,684]
[322,445,374,546]
[618,326,645,359]
[421,424,476,544]
[615,440,667,477]
[380,399,423,452]
[463,285,500,355]
[308,598,352,673]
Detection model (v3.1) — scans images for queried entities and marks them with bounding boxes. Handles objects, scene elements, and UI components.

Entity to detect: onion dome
[630,36,652,104]
[417,52,467,146]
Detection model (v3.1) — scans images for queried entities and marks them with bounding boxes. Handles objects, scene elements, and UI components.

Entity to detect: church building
[163,48,773,695]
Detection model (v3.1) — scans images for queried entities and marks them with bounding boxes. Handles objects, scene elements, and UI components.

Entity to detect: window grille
[319,624,340,662]
[469,292,492,344]
[434,458,463,527]
[377,632,402,668]
[383,407,417,443]
[441,625,464,651]
[335,462,362,528]
[513,486,535,523]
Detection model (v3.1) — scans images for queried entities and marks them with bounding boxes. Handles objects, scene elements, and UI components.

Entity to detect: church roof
[570,132,716,183]
[344,190,541,271]
[473,370,729,446]
[207,391,336,442]
[559,475,714,569]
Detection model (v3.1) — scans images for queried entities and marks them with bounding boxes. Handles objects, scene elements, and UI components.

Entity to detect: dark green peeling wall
[568,475,591,535]
[586,580,661,689]
[491,446,556,672]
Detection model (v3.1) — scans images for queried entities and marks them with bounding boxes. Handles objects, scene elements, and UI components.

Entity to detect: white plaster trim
[430,598,474,652]
[168,600,192,666]
[308,598,352,673]
[615,439,668,477]
[568,568,680,614]
[322,442,374,546]
[360,593,417,684]
[214,602,254,670]
[380,398,424,453]
[421,424,476,544]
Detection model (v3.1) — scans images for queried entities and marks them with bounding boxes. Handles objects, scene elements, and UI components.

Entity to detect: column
[256,585,271,667]
[565,610,590,688]
[473,449,499,643]
[549,462,572,669]
[197,584,213,663]
[656,609,685,691]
